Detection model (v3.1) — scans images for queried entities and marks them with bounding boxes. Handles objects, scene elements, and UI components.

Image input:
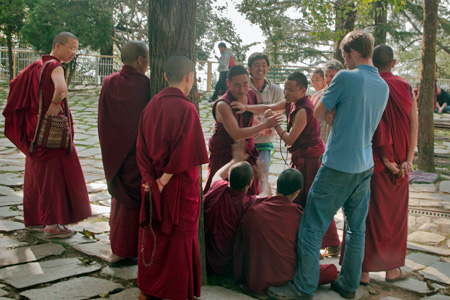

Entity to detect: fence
[1,48,450,92]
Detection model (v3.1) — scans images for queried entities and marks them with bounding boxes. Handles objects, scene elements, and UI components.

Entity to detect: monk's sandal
[44,225,74,238]
[267,281,313,300]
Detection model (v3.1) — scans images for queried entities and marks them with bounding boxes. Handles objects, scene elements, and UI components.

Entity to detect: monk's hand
[142,183,150,192]
[232,140,249,162]
[261,128,273,137]
[325,108,336,126]
[156,178,165,193]
[45,102,63,116]
[230,101,246,114]
[400,161,414,176]
[383,159,401,175]
[264,113,283,128]
[264,109,274,118]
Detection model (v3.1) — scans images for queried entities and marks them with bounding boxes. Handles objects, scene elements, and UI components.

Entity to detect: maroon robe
[286,96,340,248]
[204,180,256,276]
[205,89,260,195]
[136,87,208,300]
[233,196,338,295]
[3,55,91,226]
[362,72,411,272]
[98,65,150,257]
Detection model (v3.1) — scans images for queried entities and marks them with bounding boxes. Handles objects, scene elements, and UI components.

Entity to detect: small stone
[0,220,24,232]
[0,258,101,289]
[420,261,450,284]
[0,243,65,267]
[101,265,138,280]
[439,181,450,194]
[109,288,140,300]
[408,231,446,245]
[405,253,441,272]
[20,277,123,300]
[418,223,439,233]
[416,216,431,224]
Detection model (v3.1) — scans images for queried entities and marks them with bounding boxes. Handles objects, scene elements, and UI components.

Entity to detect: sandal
[267,281,312,300]
[44,225,74,238]
[385,268,409,283]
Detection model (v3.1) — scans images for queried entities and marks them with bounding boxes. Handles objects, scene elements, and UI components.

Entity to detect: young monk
[136,55,209,300]
[204,141,271,276]
[310,69,326,105]
[231,72,341,254]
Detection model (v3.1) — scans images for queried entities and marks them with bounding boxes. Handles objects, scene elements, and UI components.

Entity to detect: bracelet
[51,100,61,105]
[157,178,166,187]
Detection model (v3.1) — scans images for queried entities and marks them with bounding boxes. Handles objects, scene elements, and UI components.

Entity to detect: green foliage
[21,0,113,53]
[0,0,26,40]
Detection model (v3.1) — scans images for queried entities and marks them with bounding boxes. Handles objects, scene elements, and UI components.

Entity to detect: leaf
[426,280,436,290]
[368,286,380,295]
[81,228,97,240]
[77,257,93,266]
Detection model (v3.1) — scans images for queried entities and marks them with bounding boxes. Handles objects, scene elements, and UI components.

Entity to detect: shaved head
[52,32,78,49]
[165,55,194,84]
[373,44,394,70]
[229,161,254,191]
[121,41,149,64]
[277,168,303,196]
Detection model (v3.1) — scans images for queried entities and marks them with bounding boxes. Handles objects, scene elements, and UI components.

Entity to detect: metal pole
[207,62,212,92]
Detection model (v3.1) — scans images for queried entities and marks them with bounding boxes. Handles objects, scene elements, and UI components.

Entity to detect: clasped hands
[383,158,414,178]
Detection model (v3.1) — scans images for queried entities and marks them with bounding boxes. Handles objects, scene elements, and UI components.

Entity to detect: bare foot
[386,267,409,282]
[109,253,123,263]
[360,271,370,285]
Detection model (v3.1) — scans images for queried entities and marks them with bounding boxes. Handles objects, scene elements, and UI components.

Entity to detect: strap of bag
[29,60,72,152]
[141,188,157,267]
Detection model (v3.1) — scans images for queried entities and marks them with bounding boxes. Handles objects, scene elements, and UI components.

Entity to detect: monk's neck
[252,78,265,92]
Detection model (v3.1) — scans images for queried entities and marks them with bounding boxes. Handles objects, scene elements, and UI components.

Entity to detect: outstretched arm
[211,141,249,184]
[231,100,286,115]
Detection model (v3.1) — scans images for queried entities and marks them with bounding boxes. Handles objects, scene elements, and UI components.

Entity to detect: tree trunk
[373,0,387,45]
[417,0,438,172]
[148,0,207,285]
[7,32,14,81]
[333,0,356,63]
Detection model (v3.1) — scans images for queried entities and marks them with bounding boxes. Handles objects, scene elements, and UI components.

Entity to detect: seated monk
[234,168,338,297]
[204,142,271,276]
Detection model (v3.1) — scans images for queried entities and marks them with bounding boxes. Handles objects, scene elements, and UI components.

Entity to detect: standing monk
[98,41,150,267]
[136,55,209,300]
[3,32,91,238]
[360,45,418,284]
[205,65,281,194]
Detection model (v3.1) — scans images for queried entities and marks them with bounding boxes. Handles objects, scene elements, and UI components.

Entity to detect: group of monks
[2,29,417,300]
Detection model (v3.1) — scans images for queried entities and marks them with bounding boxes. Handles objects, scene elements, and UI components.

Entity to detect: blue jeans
[293,165,373,295]
[256,149,271,173]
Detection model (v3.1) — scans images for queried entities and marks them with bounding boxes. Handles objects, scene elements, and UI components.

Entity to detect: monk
[234,168,338,297]
[204,141,271,276]
[136,55,209,300]
[204,65,281,195]
[98,41,150,267]
[310,69,326,105]
[232,72,341,254]
[360,45,418,285]
[3,32,91,238]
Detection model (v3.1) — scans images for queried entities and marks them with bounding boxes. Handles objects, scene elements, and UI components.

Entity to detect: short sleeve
[320,71,345,112]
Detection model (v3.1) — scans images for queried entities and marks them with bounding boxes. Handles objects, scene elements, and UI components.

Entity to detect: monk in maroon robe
[235,72,340,252]
[3,32,91,238]
[205,142,271,276]
[98,41,150,266]
[205,65,281,195]
[136,56,209,300]
[234,168,338,296]
[360,45,418,284]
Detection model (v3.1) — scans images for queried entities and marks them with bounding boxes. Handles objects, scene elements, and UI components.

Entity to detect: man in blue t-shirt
[268,31,389,300]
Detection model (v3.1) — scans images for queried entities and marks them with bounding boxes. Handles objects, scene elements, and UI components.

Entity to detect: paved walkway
[0,86,449,299]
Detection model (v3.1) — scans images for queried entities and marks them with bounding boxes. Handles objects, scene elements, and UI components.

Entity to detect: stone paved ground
[0,85,449,299]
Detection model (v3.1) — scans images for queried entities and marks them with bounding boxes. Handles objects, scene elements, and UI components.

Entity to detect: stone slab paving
[0,220,24,232]
[200,286,257,299]
[72,220,110,233]
[420,295,450,300]
[86,181,108,193]
[89,192,111,203]
[101,265,138,280]
[90,204,111,217]
[0,243,64,267]
[420,261,450,284]
[108,287,140,300]
[72,242,112,261]
[0,234,28,249]
[20,277,123,300]
[408,231,447,245]
[391,278,435,295]
[404,253,441,272]
[0,206,21,219]
[408,242,450,256]
[410,184,437,193]
[0,196,22,207]
[440,181,450,194]
[0,258,101,289]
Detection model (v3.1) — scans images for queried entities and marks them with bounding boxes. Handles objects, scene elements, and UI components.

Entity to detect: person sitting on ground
[204,141,271,276]
[232,72,341,256]
[436,86,450,114]
[233,168,338,297]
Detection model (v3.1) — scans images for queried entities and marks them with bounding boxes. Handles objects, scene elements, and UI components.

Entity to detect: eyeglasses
[60,43,78,53]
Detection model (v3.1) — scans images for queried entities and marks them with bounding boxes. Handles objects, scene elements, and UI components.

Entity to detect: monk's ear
[391,59,396,69]
[164,73,169,83]
[226,79,230,88]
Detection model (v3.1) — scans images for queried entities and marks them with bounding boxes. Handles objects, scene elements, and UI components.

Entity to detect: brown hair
[340,31,374,59]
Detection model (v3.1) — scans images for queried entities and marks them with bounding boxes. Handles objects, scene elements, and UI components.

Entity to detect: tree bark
[417,0,438,172]
[7,32,13,81]
[373,0,387,45]
[148,0,207,285]
[333,0,356,63]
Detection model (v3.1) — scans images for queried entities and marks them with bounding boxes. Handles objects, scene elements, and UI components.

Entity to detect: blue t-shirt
[320,65,389,173]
